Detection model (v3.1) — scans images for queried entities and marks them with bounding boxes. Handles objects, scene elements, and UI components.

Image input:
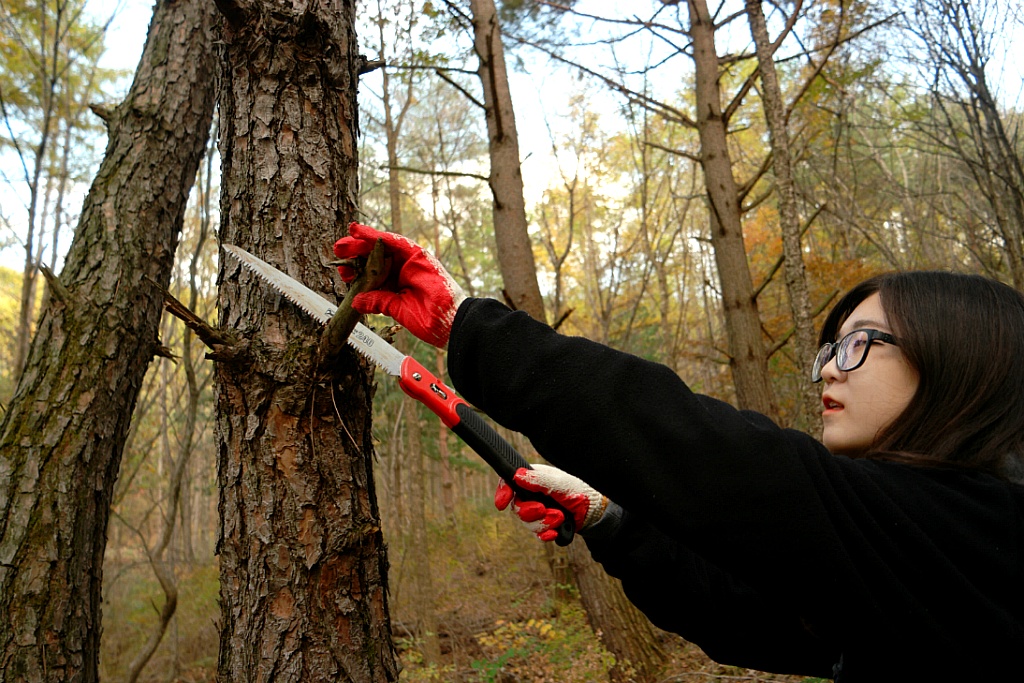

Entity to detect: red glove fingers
[494,471,569,542]
[333,222,465,348]
[333,223,413,283]
[512,466,595,533]
[495,478,516,511]
[497,466,608,543]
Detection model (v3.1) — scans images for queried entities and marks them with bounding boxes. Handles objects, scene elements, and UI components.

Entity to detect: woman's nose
[819,356,844,383]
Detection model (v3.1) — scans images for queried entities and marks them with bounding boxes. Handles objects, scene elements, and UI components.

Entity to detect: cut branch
[359,59,386,75]
[160,285,248,363]
[317,238,389,370]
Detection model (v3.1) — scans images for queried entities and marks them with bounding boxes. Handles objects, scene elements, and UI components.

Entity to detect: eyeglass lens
[812,329,872,381]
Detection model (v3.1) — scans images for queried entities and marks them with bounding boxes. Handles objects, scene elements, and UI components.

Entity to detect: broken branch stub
[317,238,390,370]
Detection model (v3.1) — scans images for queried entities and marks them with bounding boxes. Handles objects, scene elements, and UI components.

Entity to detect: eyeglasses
[811,328,898,383]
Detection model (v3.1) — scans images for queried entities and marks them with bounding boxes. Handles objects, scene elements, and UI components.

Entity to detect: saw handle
[399,357,575,546]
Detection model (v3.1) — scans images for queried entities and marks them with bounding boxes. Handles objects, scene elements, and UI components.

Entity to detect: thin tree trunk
[179,134,219,566]
[405,407,441,664]
[464,4,668,677]
[430,179,455,521]
[469,0,545,317]
[745,0,820,431]
[123,378,192,683]
[123,131,217,682]
[688,0,777,417]
[567,544,667,683]
[212,0,399,678]
[375,16,442,658]
[0,0,219,678]
[435,348,455,520]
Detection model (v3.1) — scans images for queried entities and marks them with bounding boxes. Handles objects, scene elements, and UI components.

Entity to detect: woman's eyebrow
[838,318,889,336]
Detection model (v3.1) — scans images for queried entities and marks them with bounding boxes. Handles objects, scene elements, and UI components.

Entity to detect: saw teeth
[347,339,387,370]
[237,259,326,322]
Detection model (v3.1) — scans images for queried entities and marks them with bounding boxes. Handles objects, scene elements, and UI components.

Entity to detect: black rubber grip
[452,403,575,546]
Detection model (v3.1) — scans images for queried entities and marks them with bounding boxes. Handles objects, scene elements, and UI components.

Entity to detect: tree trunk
[212,0,399,680]
[465,4,668,678]
[567,544,667,683]
[0,0,219,678]
[430,182,456,522]
[469,0,546,316]
[688,0,777,417]
[745,0,820,432]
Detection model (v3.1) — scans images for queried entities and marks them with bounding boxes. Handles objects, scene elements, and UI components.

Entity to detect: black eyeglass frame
[811,328,898,383]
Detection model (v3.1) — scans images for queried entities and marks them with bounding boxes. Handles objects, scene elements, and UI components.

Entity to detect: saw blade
[222,243,405,375]
[346,322,404,376]
[223,244,336,324]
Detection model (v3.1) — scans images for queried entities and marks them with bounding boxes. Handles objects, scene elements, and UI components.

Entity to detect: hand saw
[223,244,575,546]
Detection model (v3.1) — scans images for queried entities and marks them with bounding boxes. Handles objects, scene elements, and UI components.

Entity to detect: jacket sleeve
[446,298,1024,677]
[447,299,845,591]
[584,514,837,678]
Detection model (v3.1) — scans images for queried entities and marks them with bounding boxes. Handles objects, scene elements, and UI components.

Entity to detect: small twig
[643,139,702,163]
[358,58,385,75]
[551,307,574,331]
[153,343,178,362]
[88,102,114,123]
[434,68,486,110]
[384,164,489,182]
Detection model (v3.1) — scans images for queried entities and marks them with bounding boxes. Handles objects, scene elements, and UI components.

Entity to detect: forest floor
[100,501,816,683]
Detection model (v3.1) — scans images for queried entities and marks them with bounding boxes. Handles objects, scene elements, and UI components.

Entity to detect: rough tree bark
[212,0,399,679]
[745,0,820,431]
[688,0,777,417]
[0,0,219,678]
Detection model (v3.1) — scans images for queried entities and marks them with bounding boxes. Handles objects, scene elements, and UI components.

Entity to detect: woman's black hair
[818,271,1024,480]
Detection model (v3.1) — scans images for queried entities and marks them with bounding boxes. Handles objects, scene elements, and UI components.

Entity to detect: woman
[333,223,1024,681]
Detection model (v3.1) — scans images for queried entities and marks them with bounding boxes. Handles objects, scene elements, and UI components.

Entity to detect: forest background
[2,0,1023,681]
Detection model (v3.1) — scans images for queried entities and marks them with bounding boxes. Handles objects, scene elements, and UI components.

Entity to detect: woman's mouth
[822,396,843,414]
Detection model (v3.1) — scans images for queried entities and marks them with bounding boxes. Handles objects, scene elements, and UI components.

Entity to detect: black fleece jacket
[447,298,1024,682]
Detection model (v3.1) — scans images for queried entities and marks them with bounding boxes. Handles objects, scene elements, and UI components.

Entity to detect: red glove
[495,464,607,542]
[333,222,466,348]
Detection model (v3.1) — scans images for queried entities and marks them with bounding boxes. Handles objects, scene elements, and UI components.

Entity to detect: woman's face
[819,293,920,456]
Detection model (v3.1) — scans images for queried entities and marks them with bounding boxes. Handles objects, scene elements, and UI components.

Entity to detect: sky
[1,0,573,270]
[2,0,1022,272]
[99,0,152,72]
[0,0,146,271]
